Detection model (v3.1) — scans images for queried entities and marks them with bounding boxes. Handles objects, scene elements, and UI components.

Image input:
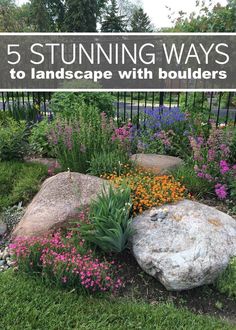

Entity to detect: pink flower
[215,183,228,200]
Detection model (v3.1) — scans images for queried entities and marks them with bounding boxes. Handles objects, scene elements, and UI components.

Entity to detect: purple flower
[197,172,204,178]
[220,160,230,174]
[215,184,228,200]
[207,149,216,161]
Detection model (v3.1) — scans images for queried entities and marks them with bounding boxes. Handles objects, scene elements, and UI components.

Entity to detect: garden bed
[0,92,236,329]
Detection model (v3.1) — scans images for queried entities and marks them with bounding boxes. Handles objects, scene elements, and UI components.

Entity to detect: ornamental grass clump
[102,168,187,215]
[47,106,116,173]
[10,230,123,293]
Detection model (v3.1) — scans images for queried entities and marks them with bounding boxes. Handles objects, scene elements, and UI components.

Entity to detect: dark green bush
[0,118,29,161]
[50,92,115,118]
[29,119,55,157]
[0,161,48,211]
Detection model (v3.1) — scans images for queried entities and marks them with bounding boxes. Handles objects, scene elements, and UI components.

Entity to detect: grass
[0,271,233,330]
[0,161,48,211]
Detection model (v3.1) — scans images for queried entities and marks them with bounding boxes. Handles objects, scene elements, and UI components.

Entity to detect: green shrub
[0,161,48,211]
[79,186,133,253]
[0,118,29,161]
[29,119,55,157]
[171,161,213,198]
[7,103,39,123]
[88,150,130,177]
[51,92,115,118]
[216,258,236,299]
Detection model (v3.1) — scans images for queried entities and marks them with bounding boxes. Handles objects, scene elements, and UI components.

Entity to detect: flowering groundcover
[10,230,123,293]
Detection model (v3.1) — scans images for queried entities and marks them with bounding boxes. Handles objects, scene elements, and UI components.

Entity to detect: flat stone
[24,157,59,168]
[0,222,7,236]
[12,172,109,238]
[131,200,236,291]
[130,154,183,175]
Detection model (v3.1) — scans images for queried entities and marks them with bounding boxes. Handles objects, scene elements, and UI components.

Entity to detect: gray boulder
[130,154,183,175]
[131,200,236,291]
[12,172,109,238]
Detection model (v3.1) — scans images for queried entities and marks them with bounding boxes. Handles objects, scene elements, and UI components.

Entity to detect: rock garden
[0,92,236,329]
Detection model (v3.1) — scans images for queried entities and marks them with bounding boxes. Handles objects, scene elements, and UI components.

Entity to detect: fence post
[159,92,164,107]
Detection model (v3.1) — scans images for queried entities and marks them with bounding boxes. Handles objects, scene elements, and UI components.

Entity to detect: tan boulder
[12,172,109,238]
[130,154,183,175]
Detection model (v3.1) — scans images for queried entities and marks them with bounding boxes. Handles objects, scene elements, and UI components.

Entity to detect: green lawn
[0,271,232,330]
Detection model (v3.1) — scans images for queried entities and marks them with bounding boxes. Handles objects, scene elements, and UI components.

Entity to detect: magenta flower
[215,184,228,200]
[220,160,230,174]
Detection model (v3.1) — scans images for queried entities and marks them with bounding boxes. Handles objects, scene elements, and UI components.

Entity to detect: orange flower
[103,167,187,215]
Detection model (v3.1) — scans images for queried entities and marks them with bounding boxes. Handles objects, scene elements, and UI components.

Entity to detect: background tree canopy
[0,0,154,32]
[1,0,235,32]
[165,0,236,32]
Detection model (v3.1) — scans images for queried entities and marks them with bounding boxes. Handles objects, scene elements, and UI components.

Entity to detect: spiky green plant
[79,186,133,253]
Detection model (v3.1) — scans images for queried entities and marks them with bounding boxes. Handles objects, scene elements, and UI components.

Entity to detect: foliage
[167,0,236,32]
[229,127,236,163]
[171,161,213,198]
[88,149,130,176]
[79,186,132,253]
[103,169,187,215]
[0,203,25,231]
[50,92,115,118]
[0,272,231,330]
[0,117,29,161]
[29,119,55,157]
[0,0,31,32]
[131,107,192,159]
[7,103,40,123]
[48,109,116,173]
[101,0,127,32]
[0,161,47,211]
[216,257,236,299]
[130,7,153,32]
[179,93,209,123]
[1,0,108,32]
[10,230,123,292]
[64,0,98,32]
[189,125,236,201]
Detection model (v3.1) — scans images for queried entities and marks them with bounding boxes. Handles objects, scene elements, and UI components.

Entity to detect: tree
[167,0,236,32]
[29,0,56,31]
[130,7,153,32]
[101,0,126,32]
[64,0,95,31]
[0,0,31,31]
[0,0,17,31]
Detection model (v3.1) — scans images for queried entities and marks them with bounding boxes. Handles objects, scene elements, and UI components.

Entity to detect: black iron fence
[1,91,236,126]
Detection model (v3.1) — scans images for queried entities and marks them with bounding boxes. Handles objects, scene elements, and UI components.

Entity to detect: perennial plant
[10,230,123,293]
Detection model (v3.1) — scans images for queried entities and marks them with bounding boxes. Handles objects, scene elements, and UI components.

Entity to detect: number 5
[8,44,21,65]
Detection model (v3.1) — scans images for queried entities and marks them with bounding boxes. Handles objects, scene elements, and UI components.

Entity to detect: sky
[16,0,228,28]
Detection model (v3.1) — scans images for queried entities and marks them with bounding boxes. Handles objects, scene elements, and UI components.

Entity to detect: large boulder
[12,172,109,238]
[131,200,236,291]
[130,154,183,175]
